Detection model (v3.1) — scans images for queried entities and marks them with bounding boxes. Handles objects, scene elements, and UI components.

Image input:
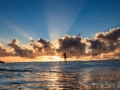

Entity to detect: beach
[0,60,120,90]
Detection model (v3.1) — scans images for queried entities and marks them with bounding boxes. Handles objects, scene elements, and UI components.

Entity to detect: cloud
[0,43,6,56]
[37,38,53,51]
[85,39,106,56]
[86,28,120,56]
[55,35,86,58]
[8,39,35,58]
[0,28,120,60]
[95,28,120,42]
[0,43,13,57]
[29,38,55,56]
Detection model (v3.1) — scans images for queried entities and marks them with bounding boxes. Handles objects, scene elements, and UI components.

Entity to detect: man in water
[63,53,67,62]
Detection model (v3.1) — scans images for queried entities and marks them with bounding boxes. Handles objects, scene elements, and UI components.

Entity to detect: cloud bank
[0,28,120,60]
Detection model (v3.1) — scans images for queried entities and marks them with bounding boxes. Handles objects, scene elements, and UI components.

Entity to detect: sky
[0,0,120,62]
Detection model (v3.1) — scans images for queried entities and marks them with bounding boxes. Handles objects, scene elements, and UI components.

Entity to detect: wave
[0,68,33,72]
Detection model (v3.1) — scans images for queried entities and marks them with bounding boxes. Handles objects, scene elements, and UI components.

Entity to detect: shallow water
[0,60,120,90]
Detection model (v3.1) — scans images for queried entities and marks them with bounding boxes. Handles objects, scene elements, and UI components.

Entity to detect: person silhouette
[63,52,67,62]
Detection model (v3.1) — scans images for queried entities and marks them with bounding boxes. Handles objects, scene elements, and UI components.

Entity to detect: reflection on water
[0,60,120,89]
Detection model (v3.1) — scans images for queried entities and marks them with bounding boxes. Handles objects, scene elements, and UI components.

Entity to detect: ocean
[0,60,120,90]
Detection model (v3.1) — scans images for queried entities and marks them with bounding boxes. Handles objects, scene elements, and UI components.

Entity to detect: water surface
[0,60,120,90]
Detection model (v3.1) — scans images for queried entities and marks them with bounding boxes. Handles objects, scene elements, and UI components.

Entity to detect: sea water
[0,60,120,90]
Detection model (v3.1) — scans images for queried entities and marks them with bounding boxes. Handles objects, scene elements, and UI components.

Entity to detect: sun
[46,56,61,61]
[36,56,62,62]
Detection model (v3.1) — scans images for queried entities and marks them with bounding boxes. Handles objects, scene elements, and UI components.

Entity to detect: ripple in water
[0,60,120,89]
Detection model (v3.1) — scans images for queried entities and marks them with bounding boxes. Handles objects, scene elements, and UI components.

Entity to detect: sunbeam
[0,16,37,41]
[0,37,10,45]
[7,21,32,40]
[43,0,86,41]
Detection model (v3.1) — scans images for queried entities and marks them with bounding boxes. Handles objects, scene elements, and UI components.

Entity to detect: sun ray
[43,0,86,41]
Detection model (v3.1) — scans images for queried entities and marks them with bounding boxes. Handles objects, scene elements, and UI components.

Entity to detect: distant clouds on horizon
[0,27,120,60]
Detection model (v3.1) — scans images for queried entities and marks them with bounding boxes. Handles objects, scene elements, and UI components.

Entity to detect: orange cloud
[0,28,120,62]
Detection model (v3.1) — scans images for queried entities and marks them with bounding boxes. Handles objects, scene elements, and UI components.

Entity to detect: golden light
[46,56,61,62]
[36,56,62,62]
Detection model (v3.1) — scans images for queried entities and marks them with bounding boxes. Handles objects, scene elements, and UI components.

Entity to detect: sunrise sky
[0,0,120,62]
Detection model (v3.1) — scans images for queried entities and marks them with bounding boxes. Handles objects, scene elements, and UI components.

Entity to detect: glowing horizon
[0,27,120,62]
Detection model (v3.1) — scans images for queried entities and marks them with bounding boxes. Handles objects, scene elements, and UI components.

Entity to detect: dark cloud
[86,28,120,56]
[29,38,55,56]
[29,38,43,52]
[37,38,53,51]
[8,39,35,58]
[0,28,120,60]
[0,43,13,57]
[55,35,86,58]
[96,28,120,42]
[86,39,107,56]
